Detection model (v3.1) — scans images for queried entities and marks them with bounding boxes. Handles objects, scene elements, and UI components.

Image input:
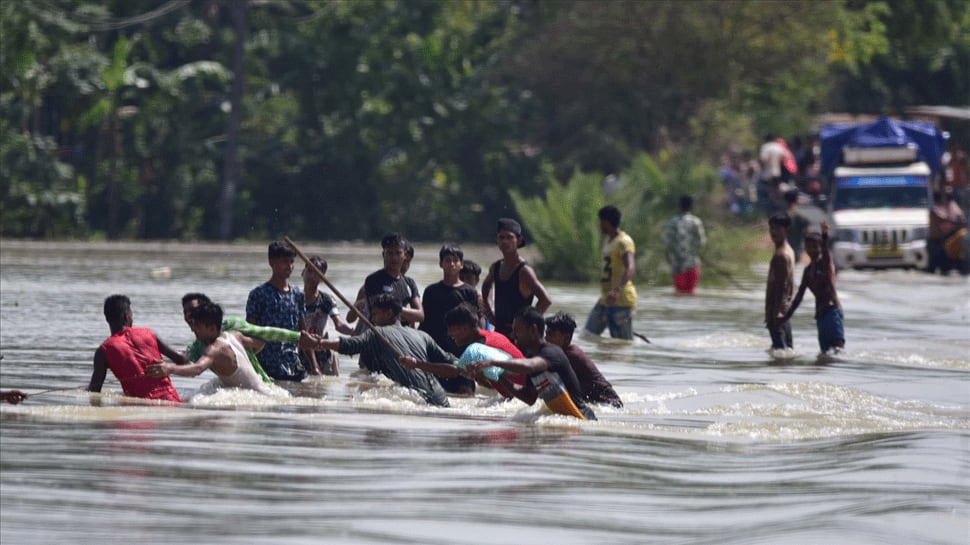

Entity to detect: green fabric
[183,316,300,384]
[223,316,300,343]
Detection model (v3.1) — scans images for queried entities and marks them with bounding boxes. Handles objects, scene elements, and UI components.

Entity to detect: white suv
[830,162,931,270]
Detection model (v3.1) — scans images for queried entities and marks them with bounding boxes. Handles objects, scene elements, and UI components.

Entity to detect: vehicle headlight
[835,229,857,243]
[911,227,928,240]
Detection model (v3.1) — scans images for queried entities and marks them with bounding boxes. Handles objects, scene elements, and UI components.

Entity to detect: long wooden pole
[283,237,403,357]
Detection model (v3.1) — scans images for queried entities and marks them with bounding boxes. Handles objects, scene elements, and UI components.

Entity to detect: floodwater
[1,240,968,545]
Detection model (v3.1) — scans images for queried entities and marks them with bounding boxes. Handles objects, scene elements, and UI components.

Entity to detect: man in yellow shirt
[583,205,637,340]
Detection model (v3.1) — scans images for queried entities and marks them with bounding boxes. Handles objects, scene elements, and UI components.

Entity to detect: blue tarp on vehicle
[819,116,948,178]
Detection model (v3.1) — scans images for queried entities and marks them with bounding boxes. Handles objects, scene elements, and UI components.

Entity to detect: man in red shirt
[88,294,185,402]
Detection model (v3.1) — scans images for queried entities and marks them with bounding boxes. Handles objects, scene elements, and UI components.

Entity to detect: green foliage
[516,151,764,286]
[1,0,967,242]
[828,0,970,119]
[510,168,603,281]
[0,118,85,238]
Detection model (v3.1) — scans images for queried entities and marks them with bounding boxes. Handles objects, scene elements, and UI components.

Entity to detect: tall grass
[511,152,766,287]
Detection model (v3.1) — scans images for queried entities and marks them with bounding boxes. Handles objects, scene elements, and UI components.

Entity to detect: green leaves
[2,0,967,242]
[511,170,603,281]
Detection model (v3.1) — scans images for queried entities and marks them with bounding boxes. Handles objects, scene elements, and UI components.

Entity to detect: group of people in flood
[70,212,645,419]
[0,199,846,412]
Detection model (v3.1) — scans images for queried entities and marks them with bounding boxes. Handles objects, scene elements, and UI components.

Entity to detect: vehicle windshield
[832,185,929,211]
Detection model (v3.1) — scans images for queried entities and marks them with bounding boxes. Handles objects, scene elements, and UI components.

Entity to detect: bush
[512,151,766,287]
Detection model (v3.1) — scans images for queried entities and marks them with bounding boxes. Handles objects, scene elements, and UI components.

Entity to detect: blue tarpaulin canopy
[819,116,948,178]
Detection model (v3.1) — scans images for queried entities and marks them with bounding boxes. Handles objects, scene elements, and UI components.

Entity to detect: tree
[829,0,970,115]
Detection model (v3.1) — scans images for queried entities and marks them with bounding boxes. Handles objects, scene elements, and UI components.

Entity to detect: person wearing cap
[481,218,552,338]
[584,205,637,340]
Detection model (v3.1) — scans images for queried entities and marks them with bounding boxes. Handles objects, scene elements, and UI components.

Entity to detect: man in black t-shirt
[466,307,595,420]
[348,233,424,330]
[347,233,424,369]
[419,244,480,394]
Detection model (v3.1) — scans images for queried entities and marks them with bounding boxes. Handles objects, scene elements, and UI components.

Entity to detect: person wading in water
[481,218,552,338]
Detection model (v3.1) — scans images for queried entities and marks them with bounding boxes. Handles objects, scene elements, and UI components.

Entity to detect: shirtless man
[481,218,552,337]
[765,213,796,351]
[148,301,275,395]
[781,222,845,354]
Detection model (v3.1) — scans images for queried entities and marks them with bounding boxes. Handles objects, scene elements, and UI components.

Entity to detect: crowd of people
[62,216,645,419]
[0,197,852,409]
[721,133,968,276]
[718,134,823,218]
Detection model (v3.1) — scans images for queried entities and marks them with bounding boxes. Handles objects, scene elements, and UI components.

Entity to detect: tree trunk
[107,114,120,239]
[220,0,247,240]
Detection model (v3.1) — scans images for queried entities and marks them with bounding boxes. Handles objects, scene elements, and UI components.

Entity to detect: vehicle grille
[860,229,911,246]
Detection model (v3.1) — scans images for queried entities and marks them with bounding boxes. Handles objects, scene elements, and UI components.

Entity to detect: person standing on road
[584,205,637,339]
[661,195,707,296]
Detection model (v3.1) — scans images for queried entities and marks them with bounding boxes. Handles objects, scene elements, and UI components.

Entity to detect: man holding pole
[301,294,452,407]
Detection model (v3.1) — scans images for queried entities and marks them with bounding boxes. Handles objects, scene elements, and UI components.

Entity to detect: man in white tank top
[147,301,275,395]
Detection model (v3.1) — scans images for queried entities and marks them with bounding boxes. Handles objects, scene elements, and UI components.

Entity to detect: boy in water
[348,233,424,334]
[661,195,706,296]
[89,294,185,402]
[545,312,623,407]
[418,245,480,394]
[781,222,845,354]
[302,256,354,375]
[587,205,638,337]
[182,292,282,384]
[460,259,491,330]
[401,302,526,398]
[246,241,306,381]
[765,213,796,352]
[0,390,28,404]
[302,294,451,407]
[148,302,275,395]
[481,218,552,337]
[465,307,595,420]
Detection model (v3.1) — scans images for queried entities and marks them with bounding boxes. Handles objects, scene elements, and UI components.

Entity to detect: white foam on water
[187,385,295,408]
[845,348,970,370]
[676,332,767,350]
[699,381,970,441]
[767,347,799,361]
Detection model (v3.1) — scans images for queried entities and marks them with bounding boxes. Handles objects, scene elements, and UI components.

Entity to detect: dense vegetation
[2,0,967,280]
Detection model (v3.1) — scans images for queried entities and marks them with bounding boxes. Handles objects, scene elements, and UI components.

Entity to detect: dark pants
[768,322,793,350]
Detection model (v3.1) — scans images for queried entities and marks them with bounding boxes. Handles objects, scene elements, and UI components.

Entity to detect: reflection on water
[1,241,968,544]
